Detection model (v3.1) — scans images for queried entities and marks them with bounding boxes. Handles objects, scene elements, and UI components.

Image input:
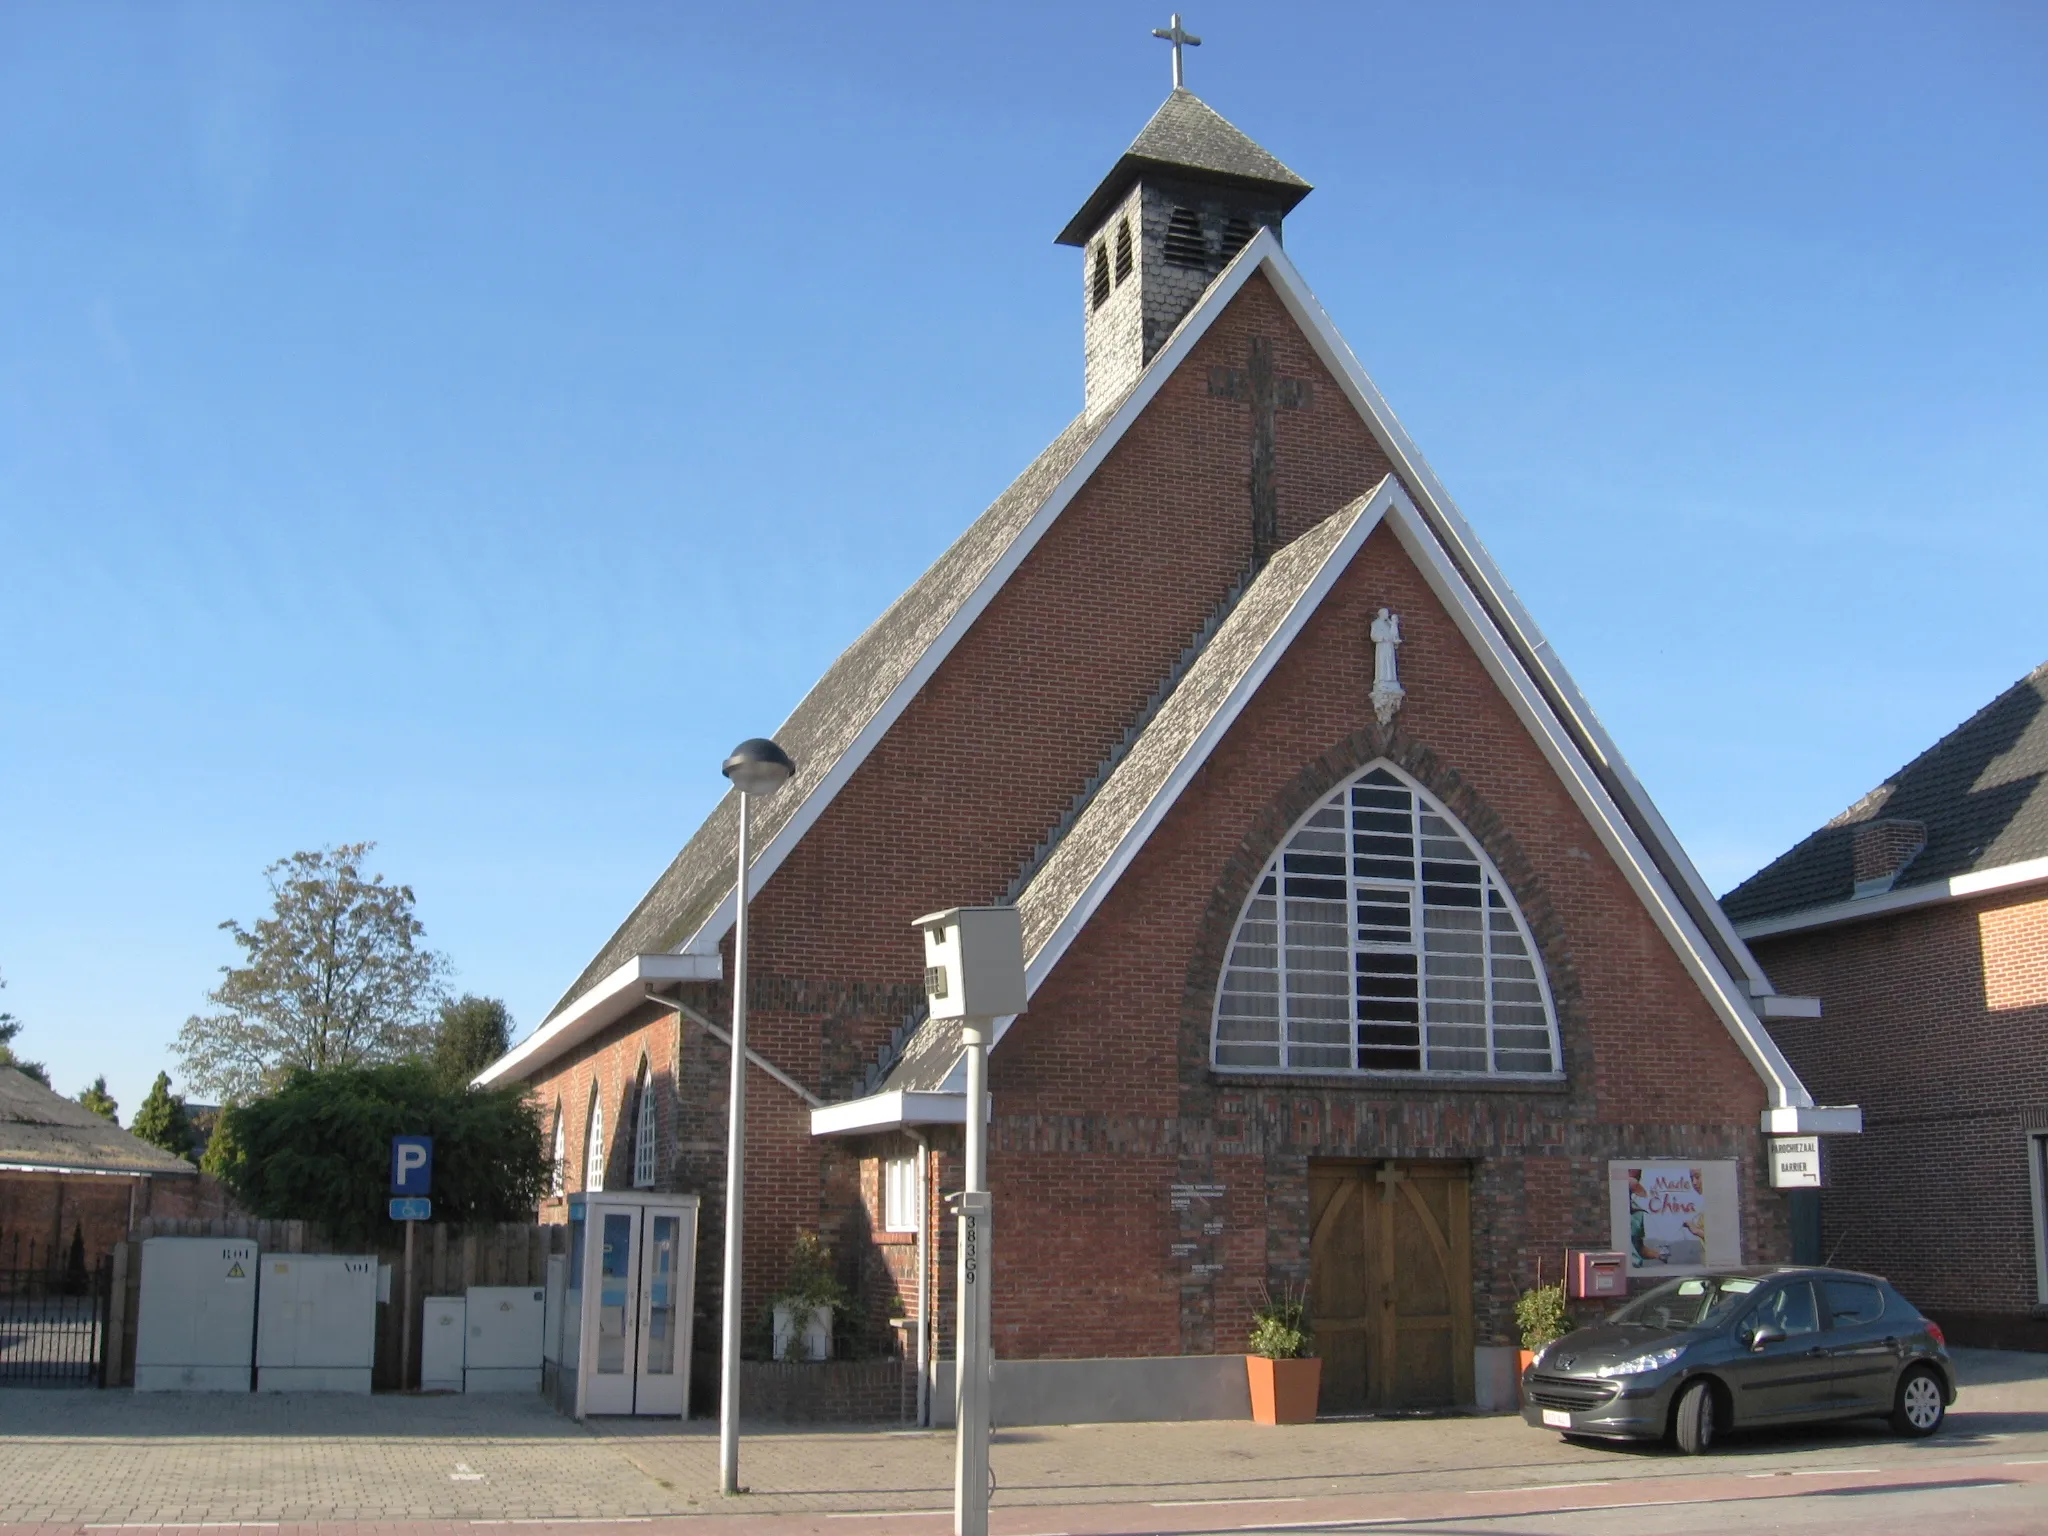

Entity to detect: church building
[480,78,1857,1420]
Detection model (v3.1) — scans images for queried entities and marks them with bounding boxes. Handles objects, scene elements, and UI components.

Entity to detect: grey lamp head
[722,737,796,796]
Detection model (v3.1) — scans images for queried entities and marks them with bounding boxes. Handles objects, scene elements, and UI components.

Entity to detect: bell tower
[1057,85,1311,418]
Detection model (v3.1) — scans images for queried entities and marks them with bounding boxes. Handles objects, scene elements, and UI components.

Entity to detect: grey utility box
[255,1253,378,1392]
[465,1285,545,1393]
[420,1296,466,1392]
[915,906,1026,1021]
[134,1236,259,1392]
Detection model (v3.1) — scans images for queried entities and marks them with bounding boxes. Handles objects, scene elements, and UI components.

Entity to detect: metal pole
[718,789,752,1496]
[913,1128,931,1428]
[403,1218,416,1391]
[953,1023,990,1536]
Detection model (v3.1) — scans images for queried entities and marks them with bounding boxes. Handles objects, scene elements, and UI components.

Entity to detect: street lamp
[718,735,795,1497]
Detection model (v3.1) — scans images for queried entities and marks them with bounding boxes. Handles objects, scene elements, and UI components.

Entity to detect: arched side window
[584,1085,605,1192]
[1213,763,1561,1077]
[632,1058,657,1189]
[550,1104,566,1197]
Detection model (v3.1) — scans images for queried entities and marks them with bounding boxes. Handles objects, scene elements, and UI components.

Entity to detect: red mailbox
[1570,1249,1628,1300]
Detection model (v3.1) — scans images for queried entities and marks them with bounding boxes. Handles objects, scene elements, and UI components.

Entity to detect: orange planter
[1246,1355,1322,1425]
[1518,1349,1537,1403]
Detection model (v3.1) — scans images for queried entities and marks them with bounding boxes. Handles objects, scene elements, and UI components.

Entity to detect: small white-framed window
[584,1086,605,1193]
[1213,761,1561,1077]
[550,1106,566,1197]
[883,1150,919,1234]
[632,1060,657,1189]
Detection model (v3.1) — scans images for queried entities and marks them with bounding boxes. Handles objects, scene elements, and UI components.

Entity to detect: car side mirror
[1748,1322,1785,1351]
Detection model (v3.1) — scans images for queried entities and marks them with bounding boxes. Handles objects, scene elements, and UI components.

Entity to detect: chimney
[1851,818,1927,898]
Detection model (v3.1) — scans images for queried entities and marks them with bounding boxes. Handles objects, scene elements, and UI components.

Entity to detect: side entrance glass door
[581,1205,641,1415]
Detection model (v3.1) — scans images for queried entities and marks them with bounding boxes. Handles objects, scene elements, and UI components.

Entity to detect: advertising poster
[1608,1160,1740,1274]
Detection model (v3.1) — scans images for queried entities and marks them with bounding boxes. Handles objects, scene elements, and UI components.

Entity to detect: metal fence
[0,1259,111,1385]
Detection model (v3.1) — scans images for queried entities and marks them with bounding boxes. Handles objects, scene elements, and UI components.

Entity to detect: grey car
[1521,1266,1954,1453]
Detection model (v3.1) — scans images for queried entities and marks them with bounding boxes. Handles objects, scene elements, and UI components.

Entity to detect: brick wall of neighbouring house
[0,1169,238,1273]
[522,271,1788,1373]
[1753,888,2048,1324]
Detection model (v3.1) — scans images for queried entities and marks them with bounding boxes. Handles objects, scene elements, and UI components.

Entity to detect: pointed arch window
[1213,764,1561,1077]
[550,1105,566,1197]
[632,1059,657,1189]
[584,1086,605,1192]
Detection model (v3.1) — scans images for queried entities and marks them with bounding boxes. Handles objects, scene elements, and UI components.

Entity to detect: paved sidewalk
[0,1348,2042,1526]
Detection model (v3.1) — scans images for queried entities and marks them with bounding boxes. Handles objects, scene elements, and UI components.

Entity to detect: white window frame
[883,1150,919,1234]
[1212,759,1563,1080]
[584,1086,605,1193]
[632,1060,657,1189]
[550,1106,566,1197]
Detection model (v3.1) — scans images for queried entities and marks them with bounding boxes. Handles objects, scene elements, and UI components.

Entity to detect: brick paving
[0,1349,2041,1526]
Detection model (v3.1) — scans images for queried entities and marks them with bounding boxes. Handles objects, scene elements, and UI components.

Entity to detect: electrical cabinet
[134,1237,259,1392]
[255,1253,378,1392]
[465,1285,544,1393]
[420,1296,466,1392]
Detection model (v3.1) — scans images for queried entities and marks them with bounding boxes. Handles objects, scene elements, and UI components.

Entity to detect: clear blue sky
[2,3,2042,1119]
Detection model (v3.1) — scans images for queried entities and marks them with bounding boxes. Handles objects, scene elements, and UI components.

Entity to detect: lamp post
[718,736,795,1497]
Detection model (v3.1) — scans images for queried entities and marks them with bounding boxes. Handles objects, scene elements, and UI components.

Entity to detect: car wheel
[1891,1366,1946,1437]
[1673,1379,1716,1454]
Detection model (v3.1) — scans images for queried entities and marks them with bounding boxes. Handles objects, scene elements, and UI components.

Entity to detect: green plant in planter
[765,1231,852,1360]
[1515,1281,1570,1352]
[1248,1284,1315,1360]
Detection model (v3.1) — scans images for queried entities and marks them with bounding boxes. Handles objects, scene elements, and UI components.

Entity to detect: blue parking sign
[390,1135,433,1195]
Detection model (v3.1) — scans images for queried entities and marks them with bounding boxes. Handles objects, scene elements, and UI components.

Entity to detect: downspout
[911,1127,931,1428]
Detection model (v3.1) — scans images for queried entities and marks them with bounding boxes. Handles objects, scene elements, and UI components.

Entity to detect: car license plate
[1542,1409,1572,1428]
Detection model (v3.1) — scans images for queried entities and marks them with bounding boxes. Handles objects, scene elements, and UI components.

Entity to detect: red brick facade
[516,273,1792,1400]
[0,1169,237,1274]
[1753,887,2048,1341]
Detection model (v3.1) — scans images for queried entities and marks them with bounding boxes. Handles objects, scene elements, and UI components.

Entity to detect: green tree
[431,995,512,1088]
[0,969,49,1087]
[176,843,450,1102]
[131,1072,196,1162]
[76,1076,119,1123]
[211,1062,548,1245]
[200,1105,243,1178]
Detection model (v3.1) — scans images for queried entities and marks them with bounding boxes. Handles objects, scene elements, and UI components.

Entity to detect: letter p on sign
[391,1135,433,1196]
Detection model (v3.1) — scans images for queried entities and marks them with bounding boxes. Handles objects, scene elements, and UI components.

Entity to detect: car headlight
[1591,1345,1687,1378]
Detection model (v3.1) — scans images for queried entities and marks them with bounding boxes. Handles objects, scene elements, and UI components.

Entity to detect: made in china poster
[1607,1161,1740,1273]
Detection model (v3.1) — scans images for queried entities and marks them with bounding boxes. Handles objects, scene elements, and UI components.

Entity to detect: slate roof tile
[1722,660,2048,922]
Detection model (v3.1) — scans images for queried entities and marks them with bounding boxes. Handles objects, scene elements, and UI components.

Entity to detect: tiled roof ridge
[1823,657,2048,831]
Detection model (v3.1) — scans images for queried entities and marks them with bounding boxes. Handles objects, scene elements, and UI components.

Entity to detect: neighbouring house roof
[0,1067,197,1177]
[1726,660,2048,934]
[1054,88,1313,246]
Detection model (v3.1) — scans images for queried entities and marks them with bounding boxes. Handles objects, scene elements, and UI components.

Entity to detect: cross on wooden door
[1208,337,1312,569]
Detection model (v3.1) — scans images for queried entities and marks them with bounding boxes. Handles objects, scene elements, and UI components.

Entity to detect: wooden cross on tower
[1152,14,1202,88]
[1209,338,1314,568]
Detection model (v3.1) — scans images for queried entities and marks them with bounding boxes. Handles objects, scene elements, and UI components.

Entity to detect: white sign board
[1769,1136,1824,1189]
[1608,1161,1741,1275]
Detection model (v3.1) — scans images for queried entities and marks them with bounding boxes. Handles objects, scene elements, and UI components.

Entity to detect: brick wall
[0,1169,239,1273]
[1754,887,2048,1322]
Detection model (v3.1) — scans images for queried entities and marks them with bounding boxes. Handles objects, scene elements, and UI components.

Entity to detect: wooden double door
[1309,1161,1474,1413]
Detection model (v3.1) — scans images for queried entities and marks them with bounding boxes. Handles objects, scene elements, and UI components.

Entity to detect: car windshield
[1610,1275,1762,1330]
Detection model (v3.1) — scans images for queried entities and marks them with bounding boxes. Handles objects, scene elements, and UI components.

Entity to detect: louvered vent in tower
[1090,243,1111,309]
[1163,207,1208,268]
[1220,215,1255,262]
[1114,219,1133,282]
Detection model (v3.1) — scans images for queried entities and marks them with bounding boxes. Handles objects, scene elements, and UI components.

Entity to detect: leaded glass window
[632,1062,657,1189]
[584,1088,605,1192]
[1214,764,1560,1076]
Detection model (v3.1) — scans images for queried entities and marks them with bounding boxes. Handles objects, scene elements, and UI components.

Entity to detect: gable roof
[1,1067,197,1177]
[498,229,1846,1131]
[1726,660,2048,933]
[1055,88,1312,246]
